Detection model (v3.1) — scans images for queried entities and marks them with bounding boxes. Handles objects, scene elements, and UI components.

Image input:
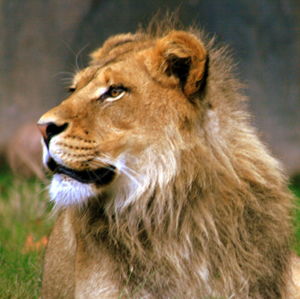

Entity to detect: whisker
[60,39,89,72]
[53,71,75,78]
[75,44,89,71]
[61,39,78,57]
[52,71,75,89]
[122,171,142,188]
[93,155,142,188]
[61,79,73,83]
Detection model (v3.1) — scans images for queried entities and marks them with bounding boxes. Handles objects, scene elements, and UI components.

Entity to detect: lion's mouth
[47,158,116,185]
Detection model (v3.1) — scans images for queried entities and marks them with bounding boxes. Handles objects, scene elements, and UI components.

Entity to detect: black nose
[37,122,68,146]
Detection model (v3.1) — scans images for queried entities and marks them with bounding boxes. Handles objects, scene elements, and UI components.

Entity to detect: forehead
[73,55,149,89]
[72,34,154,87]
[72,59,142,90]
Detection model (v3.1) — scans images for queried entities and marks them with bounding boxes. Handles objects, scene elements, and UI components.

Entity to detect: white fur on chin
[49,173,96,206]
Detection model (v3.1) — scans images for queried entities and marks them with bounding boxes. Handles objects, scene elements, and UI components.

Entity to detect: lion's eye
[110,87,123,98]
[99,85,127,102]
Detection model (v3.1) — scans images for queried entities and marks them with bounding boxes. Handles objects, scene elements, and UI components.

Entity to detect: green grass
[0,167,300,298]
[0,167,53,299]
[291,175,300,256]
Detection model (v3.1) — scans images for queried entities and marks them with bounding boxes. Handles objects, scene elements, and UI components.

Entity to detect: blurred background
[0,1,299,297]
[0,0,299,177]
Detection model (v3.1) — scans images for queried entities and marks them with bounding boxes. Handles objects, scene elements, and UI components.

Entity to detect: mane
[70,26,292,297]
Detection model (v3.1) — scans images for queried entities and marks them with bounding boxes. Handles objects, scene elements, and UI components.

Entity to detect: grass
[291,175,300,256]
[0,167,53,299]
[0,167,299,298]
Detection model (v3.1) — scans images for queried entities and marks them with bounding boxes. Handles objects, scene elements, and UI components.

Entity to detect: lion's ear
[147,31,208,98]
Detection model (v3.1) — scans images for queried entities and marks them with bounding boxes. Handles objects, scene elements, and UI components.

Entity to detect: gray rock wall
[0,0,299,174]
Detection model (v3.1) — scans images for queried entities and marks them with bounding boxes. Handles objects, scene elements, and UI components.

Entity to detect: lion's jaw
[42,126,181,208]
[40,119,119,206]
[41,140,107,206]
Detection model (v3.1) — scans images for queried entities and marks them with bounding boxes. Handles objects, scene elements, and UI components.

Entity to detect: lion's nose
[37,122,68,146]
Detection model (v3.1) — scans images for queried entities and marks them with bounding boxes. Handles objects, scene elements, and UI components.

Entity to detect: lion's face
[38,31,208,206]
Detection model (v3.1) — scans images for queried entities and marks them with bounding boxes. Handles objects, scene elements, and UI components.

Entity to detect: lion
[38,26,299,298]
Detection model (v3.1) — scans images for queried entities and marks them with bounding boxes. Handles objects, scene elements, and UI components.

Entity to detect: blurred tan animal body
[6,122,44,179]
[38,26,298,298]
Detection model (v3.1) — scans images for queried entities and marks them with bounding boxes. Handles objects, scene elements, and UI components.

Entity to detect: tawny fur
[39,25,298,298]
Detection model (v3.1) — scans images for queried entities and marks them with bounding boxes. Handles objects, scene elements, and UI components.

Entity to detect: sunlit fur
[49,174,95,206]
[39,23,297,298]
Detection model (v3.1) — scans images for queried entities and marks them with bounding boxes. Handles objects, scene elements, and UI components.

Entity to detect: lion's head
[38,30,211,207]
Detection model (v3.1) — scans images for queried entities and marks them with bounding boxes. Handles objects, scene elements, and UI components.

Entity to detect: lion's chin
[45,157,116,206]
[49,173,97,206]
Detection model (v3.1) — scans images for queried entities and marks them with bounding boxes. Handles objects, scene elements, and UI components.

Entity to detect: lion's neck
[73,176,211,296]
